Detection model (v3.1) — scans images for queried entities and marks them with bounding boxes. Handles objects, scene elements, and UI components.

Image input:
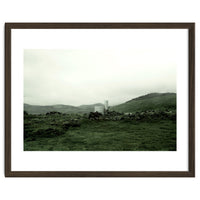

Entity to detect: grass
[24,115,176,151]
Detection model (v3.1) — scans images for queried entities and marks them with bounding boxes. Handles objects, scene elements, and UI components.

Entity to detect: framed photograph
[5,23,195,177]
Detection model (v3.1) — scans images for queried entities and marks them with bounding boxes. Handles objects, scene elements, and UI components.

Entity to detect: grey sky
[24,49,176,106]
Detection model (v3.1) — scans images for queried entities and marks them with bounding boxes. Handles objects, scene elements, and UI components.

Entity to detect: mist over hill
[24,93,176,114]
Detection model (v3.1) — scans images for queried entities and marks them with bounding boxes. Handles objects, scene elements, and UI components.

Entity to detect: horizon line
[24,92,176,107]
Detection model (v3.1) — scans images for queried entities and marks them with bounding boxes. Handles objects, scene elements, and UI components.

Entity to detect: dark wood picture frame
[5,23,195,177]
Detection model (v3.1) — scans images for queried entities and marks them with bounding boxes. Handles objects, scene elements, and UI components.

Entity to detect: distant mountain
[24,103,104,114]
[110,93,176,113]
[24,93,176,114]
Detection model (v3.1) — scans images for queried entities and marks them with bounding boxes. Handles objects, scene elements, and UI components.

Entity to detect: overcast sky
[24,49,176,106]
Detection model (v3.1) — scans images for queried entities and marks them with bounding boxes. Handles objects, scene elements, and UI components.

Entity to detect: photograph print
[4,23,195,177]
[24,45,176,151]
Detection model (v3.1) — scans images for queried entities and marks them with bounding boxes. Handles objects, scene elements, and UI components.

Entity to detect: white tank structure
[104,100,109,111]
[94,105,105,114]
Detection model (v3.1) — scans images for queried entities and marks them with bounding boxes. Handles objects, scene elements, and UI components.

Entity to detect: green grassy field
[24,115,176,151]
[24,93,176,151]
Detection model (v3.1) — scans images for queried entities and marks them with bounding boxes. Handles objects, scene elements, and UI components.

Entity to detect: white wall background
[0,0,199,200]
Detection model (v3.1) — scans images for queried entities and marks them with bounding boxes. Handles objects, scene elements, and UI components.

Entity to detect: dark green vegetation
[24,93,176,151]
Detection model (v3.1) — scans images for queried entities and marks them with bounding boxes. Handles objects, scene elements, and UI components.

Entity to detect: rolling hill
[24,103,104,114]
[110,93,176,113]
[24,93,176,114]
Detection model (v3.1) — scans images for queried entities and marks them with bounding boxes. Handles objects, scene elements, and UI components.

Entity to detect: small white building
[94,100,109,114]
[94,105,105,114]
